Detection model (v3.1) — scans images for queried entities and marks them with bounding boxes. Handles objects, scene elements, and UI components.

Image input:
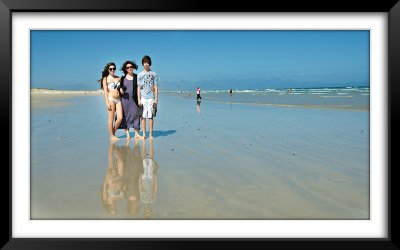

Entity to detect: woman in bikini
[99,62,124,142]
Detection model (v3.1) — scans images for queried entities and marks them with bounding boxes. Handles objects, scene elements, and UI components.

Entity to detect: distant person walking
[137,55,158,140]
[196,86,202,100]
[229,88,233,96]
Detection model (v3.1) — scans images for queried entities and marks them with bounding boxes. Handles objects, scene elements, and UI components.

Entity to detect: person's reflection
[101,141,142,216]
[139,139,159,219]
[196,100,201,113]
[124,140,142,215]
[101,142,125,215]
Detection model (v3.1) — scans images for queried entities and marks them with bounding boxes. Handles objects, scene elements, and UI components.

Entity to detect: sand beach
[30,87,369,219]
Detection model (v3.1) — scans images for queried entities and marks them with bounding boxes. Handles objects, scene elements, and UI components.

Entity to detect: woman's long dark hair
[120,60,138,75]
[98,62,116,89]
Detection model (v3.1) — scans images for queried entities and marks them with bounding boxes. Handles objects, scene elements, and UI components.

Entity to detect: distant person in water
[229,88,233,96]
[196,86,202,100]
[99,62,124,142]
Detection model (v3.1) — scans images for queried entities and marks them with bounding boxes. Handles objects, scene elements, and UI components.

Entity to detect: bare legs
[126,116,144,141]
[134,128,143,139]
[114,101,123,134]
[125,129,130,139]
[141,118,146,139]
[140,118,154,140]
[108,100,123,142]
[149,118,154,140]
[108,103,119,142]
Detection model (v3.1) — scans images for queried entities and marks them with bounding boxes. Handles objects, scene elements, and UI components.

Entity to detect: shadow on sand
[152,130,177,138]
[120,130,177,139]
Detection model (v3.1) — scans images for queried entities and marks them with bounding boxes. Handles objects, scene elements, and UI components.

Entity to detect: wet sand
[30,91,369,219]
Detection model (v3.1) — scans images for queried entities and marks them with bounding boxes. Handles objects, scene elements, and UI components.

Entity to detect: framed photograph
[3,0,398,249]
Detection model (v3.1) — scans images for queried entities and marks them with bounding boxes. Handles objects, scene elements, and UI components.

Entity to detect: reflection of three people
[101,140,158,218]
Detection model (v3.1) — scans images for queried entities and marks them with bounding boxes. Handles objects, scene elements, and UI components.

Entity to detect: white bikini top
[107,81,120,90]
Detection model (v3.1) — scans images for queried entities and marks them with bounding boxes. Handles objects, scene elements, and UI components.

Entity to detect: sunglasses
[109,67,116,71]
[126,66,133,70]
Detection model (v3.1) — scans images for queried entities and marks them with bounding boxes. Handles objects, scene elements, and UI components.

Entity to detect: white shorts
[141,98,154,119]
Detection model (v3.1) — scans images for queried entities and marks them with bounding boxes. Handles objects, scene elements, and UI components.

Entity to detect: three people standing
[101,55,158,142]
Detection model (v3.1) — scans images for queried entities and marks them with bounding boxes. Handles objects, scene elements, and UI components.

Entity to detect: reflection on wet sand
[101,140,159,218]
[196,100,201,113]
[139,140,159,219]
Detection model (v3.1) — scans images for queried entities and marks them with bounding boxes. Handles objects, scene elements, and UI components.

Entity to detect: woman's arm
[118,77,124,95]
[119,86,124,95]
[137,84,141,106]
[102,77,111,110]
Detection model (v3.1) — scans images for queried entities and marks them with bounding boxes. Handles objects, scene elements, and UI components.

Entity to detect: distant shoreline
[30,88,174,96]
[31,88,103,95]
[31,86,370,93]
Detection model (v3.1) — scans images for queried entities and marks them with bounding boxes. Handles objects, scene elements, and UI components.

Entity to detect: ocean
[168,86,369,111]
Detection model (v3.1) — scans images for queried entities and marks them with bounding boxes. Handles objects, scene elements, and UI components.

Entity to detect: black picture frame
[2,0,399,249]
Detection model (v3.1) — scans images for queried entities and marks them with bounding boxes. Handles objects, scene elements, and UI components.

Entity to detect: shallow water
[31,93,369,219]
[176,86,369,111]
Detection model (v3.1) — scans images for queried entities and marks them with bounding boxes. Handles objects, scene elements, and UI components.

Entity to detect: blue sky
[31,30,369,90]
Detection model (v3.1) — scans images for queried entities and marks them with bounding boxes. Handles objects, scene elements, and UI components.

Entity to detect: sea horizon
[31,85,370,92]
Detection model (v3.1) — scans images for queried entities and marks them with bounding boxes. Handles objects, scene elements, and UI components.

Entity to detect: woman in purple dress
[118,60,142,139]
